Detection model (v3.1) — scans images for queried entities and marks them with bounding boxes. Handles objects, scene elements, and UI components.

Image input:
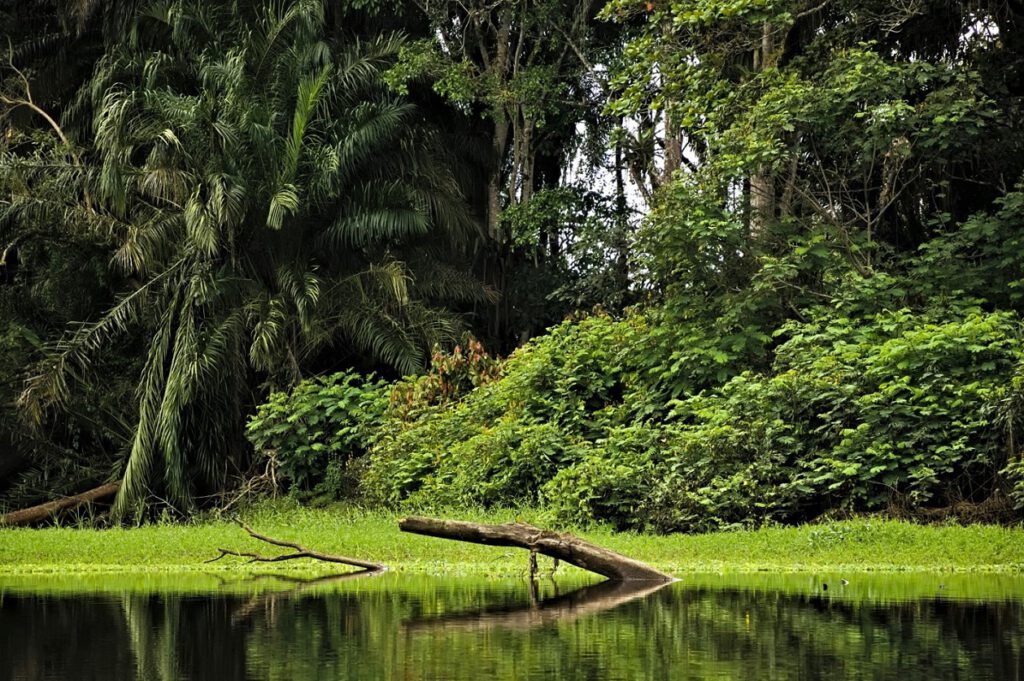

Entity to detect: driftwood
[398,516,674,582]
[404,578,671,633]
[0,481,120,527]
[206,519,387,573]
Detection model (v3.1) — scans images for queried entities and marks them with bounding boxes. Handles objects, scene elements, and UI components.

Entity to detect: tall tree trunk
[486,9,514,240]
[750,22,777,238]
[520,118,535,206]
[659,16,682,185]
[614,128,630,299]
[663,119,682,183]
[488,120,510,240]
[533,146,563,261]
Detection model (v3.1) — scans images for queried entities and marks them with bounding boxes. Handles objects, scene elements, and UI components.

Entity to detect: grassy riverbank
[1,502,1022,576]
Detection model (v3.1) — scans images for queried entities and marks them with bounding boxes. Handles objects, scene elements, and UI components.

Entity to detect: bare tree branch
[205,519,387,572]
[2,39,94,211]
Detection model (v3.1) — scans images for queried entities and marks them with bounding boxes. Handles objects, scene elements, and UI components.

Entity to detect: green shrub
[644,371,826,532]
[359,302,1022,530]
[993,359,1024,511]
[246,371,388,499]
[407,419,584,508]
[780,307,1018,508]
[361,313,656,506]
[644,306,1022,531]
[542,424,660,529]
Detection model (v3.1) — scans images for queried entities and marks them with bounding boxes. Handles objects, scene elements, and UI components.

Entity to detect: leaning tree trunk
[399,517,673,581]
[0,482,120,527]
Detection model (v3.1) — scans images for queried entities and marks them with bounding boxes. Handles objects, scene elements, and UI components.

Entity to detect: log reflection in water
[230,570,381,624]
[403,578,672,633]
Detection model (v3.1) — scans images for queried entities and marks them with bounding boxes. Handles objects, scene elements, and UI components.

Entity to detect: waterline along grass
[1,502,1022,576]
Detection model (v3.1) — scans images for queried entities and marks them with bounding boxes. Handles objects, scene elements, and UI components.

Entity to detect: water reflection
[1,575,1022,680]
[404,578,671,632]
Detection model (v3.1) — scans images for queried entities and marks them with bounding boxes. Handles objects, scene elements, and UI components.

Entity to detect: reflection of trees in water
[203,584,1024,680]
[1,584,1021,680]
[121,594,177,681]
[636,590,1024,680]
[0,593,250,680]
[123,595,250,681]
[0,595,135,680]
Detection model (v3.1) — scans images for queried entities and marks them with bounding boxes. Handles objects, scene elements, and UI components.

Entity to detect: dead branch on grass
[205,519,387,572]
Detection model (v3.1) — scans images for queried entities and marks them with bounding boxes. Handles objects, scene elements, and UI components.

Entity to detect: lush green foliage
[6,0,1024,531]
[246,371,388,499]
[0,0,627,514]
[354,298,1022,531]
[643,306,1021,531]
[361,314,652,507]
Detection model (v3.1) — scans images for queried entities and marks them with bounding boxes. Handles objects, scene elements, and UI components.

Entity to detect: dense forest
[3,0,1024,529]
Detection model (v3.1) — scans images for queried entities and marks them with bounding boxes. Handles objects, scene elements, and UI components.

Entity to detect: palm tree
[5,0,489,517]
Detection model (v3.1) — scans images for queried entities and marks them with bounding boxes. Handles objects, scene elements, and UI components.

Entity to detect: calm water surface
[1,572,1022,680]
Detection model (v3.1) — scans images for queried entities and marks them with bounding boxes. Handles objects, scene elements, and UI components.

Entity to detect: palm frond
[19,258,186,423]
[112,286,181,518]
[322,181,429,247]
[335,302,425,375]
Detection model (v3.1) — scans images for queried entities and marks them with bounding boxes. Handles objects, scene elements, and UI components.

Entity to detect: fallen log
[0,481,120,527]
[398,516,673,582]
[206,519,387,573]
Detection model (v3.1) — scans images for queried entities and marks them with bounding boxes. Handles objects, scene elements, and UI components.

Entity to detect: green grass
[1,501,1022,577]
